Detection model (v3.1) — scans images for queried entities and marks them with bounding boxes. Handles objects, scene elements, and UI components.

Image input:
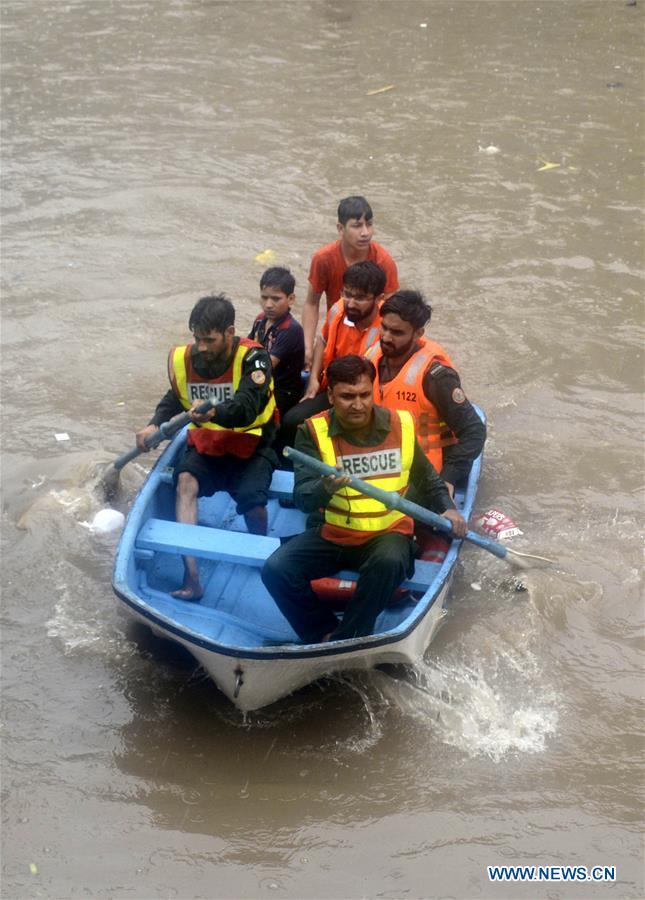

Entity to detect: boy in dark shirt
[248,267,305,419]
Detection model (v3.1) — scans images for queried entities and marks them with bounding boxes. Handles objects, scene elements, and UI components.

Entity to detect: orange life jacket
[366,340,458,472]
[169,339,276,459]
[307,408,415,545]
[320,300,381,389]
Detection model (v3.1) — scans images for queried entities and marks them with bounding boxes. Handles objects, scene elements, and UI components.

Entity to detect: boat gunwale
[113,410,484,661]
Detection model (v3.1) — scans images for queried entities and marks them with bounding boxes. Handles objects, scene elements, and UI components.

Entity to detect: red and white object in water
[474,508,523,541]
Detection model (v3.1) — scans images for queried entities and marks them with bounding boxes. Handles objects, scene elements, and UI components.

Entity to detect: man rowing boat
[261,354,466,643]
[135,294,278,601]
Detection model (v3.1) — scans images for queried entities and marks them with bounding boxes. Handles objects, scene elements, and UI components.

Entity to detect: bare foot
[171,584,204,602]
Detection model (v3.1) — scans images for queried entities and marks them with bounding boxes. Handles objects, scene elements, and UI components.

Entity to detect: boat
[113,412,484,712]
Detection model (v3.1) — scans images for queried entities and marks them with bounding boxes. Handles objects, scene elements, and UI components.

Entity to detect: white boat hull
[129,573,452,711]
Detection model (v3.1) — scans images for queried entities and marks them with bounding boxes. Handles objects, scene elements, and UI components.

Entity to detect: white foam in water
[46,585,106,653]
[334,673,385,753]
[46,578,139,665]
[49,489,92,516]
[373,649,558,761]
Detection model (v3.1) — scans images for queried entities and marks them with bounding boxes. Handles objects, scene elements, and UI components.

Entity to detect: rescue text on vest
[188,382,234,403]
[336,449,402,478]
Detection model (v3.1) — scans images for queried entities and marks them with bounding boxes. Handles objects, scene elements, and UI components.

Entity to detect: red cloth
[308,240,399,310]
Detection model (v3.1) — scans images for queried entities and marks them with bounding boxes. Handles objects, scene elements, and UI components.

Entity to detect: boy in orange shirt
[301,195,399,369]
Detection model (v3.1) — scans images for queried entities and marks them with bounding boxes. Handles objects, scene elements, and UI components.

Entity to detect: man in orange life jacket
[367,290,486,497]
[261,355,467,643]
[135,294,278,601]
[276,260,386,460]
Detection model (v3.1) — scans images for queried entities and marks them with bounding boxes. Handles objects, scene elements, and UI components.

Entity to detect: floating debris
[478,144,500,155]
[254,249,276,265]
[537,159,561,171]
[86,508,125,535]
[366,84,395,96]
[474,508,524,541]
[54,432,70,442]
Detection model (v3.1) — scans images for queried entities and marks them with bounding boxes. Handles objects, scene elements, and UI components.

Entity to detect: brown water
[1,1,643,898]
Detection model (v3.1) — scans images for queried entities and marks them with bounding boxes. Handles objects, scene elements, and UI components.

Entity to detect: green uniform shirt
[293,405,456,520]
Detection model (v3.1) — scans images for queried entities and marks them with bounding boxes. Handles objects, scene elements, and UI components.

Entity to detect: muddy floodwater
[1,1,643,898]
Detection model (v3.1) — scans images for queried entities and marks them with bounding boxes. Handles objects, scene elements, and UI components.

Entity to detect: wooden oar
[102,397,217,495]
[284,445,552,570]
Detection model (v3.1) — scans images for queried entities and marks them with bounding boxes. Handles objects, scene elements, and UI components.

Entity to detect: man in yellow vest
[367,290,486,497]
[261,355,466,643]
[135,294,278,601]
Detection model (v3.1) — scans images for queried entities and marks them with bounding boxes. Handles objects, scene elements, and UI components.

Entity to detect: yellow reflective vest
[169,339,276,458]
[307,408,415,545]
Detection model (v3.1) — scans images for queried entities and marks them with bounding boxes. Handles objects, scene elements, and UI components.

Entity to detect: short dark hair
[380,290,432,330]
[343,261,386,297]
[337,195,373,225]
[260,266,295,296]
[189,294,235,334]
[326,354,376,388]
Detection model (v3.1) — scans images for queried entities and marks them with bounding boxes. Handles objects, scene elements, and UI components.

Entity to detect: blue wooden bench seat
[267,469,295,500]
[136,518,438,593]
[137,519,280,566]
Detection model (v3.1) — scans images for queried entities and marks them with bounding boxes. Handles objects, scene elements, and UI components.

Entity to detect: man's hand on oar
[187,398,216,424]
[135,399,214,452]
[135,424,158,452]
[101,397,218,498]
[321,473,351,494]
[441,508,467,538]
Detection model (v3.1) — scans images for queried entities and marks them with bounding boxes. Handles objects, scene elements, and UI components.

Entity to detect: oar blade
[503,546,554,570]
[98,447,142,499]
[101,463,121,496]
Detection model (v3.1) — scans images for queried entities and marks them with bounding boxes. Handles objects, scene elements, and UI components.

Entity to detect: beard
[192,349,224,374]
[380,336,415,358]
[344,304,374,324]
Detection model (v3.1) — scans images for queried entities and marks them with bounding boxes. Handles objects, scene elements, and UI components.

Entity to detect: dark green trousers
[261,526,416,643]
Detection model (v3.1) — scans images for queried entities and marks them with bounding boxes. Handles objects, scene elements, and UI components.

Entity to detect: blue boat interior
[114,428,480,652]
